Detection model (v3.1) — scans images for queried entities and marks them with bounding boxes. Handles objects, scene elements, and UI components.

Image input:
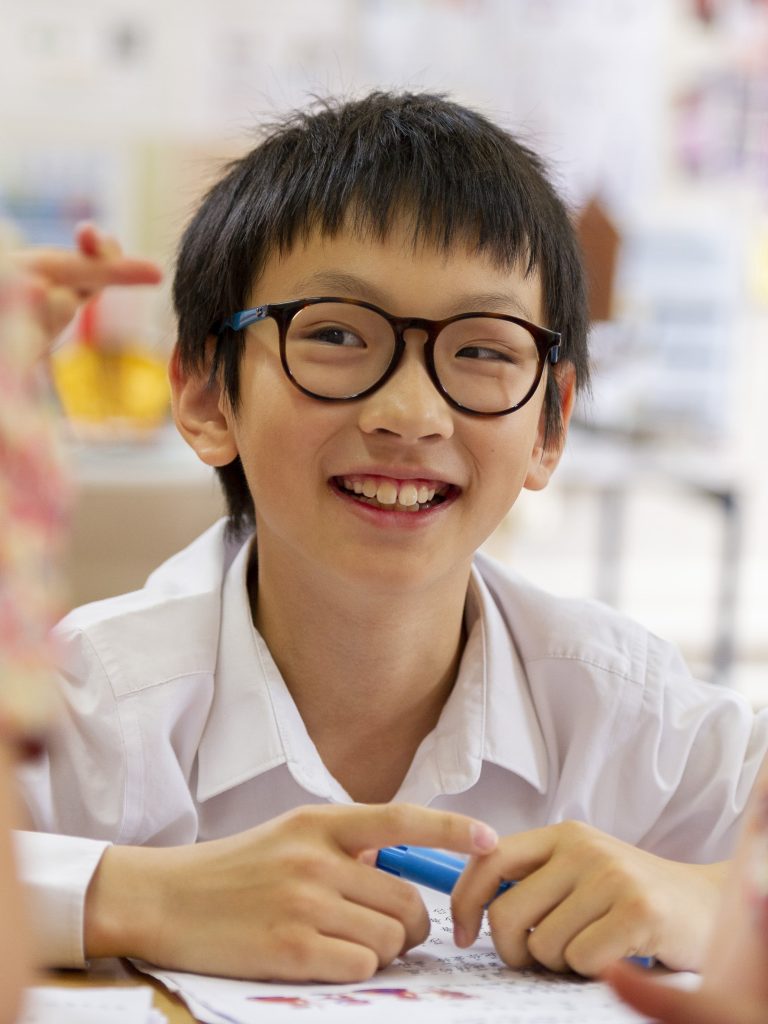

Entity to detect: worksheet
[135,893,677,1023]
[18,986,164,1024]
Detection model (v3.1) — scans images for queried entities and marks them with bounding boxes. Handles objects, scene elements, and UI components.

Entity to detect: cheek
[230,376,293,493]
[474,413,542,485]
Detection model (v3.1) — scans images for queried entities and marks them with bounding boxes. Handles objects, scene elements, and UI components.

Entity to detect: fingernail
[454,924,468,948]
[470,822,498,853]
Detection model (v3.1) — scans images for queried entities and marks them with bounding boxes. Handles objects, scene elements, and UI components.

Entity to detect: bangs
[260,116,541,276]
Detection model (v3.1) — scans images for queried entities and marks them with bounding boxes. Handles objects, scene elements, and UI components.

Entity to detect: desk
[64,426,225,607]
[40,959,194,1023]
[559,426,746,685]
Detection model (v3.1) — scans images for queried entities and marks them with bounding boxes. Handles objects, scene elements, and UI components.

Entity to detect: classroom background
[1,0,766,703]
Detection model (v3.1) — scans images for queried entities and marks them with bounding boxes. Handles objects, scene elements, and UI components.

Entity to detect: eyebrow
[289,270,538,322]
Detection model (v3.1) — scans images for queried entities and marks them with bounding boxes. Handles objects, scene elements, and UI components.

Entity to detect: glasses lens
[435,317,542,413]
[284,303,395,398]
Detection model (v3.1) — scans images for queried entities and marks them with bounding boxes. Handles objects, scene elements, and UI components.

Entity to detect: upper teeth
[342,477,438,507]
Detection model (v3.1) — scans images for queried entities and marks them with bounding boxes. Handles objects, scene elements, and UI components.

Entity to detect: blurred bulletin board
[1,0,767,447]
[359,0,669,214]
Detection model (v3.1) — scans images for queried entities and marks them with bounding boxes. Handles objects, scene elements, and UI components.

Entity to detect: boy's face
[190,222,572,595]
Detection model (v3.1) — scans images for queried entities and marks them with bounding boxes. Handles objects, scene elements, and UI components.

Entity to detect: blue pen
[376,844,513,899]
[375,844,654,969]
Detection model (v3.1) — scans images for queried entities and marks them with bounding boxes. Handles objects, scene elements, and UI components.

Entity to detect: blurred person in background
[0,224,160,1023]
[606,750,768,1024]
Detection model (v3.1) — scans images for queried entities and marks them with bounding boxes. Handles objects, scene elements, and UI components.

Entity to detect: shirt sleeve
[13,628,131,969]
[18,626,130,841]
[15,831,110,968]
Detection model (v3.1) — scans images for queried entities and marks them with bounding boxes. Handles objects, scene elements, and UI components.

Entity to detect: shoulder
[472,548,760,737]
[54,519,248,698]
[472,549,680,690]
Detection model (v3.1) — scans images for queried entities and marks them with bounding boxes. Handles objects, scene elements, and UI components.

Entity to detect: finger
[523,882,613,974]
[603,961,762,1024]
[74,222,101,258]
[15,248,163,292]
[451,829,559,947]
[484,866,579,970]
[75,222,123,260]
[322,898,408,969]
[339,857,430,953]
[41,285,81,341]
[564,904,654,977]
[327,803,499,859]
[260,928,379,984]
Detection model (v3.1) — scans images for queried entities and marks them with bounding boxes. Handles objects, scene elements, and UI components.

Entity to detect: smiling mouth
[333,475,455,512]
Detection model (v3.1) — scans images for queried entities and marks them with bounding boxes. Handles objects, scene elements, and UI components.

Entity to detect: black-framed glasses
[216,296,561,417]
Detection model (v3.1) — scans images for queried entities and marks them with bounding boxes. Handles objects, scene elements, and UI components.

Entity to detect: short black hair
[173,91,590,536]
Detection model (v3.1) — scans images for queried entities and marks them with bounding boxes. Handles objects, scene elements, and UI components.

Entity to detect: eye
[456,345,517,363]
[308,326,366,348]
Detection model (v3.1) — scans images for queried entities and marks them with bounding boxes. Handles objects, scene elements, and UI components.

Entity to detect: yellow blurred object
[52,342,170,437]
[749,225,768,308]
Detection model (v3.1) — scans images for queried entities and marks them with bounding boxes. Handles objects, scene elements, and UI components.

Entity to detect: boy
[18,91,768,982]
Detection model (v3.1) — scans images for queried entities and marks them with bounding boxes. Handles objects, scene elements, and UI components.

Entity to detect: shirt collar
[196,537,284,801]
[196,539,548,804]
[468,560,549,794]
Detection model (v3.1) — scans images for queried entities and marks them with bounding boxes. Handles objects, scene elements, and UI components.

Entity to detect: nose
[356,333,455,443]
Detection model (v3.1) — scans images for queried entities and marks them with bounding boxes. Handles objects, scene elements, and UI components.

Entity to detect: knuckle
[621,890,664,931]
[492,930,534,970]
[279,846,325,881]
[381,803,413,834]
[563,937,602,978]
[283,805,322,835]
[486,900,507,934]
[390,880,424,921]
[377,917,408,965]
[526,929,567,973]
[271,925,315,974]
[557,819,599,855]
[487,906,532,970]
[399,896,430,950]
[279,882,321,919]
[343,947,379,983]
[408,911,430,950]
[600,860,640,893]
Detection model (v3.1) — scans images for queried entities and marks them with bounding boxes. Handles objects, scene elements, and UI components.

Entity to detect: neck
[249,546,471,803]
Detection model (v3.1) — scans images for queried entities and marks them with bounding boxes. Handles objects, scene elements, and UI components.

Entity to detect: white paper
[136,890,664,1023]
[18,985,164,1024]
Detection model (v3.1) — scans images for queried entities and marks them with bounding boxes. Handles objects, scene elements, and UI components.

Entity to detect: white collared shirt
[17,520,768,966]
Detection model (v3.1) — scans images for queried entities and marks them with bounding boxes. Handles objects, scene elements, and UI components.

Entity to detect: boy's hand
[85,803,498,982]
[12,223,162,347]
[451,820,726,977]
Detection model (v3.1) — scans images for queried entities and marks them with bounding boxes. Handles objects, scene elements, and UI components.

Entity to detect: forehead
[250,223,545,324]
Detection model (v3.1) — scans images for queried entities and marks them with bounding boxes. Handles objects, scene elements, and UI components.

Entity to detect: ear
[169,341,238,467]
[524,364,576,492]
